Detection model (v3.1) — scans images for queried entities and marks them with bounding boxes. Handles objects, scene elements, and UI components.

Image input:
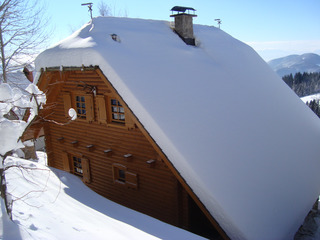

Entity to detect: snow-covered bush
[0,83,46,158]
[0,82,46,218]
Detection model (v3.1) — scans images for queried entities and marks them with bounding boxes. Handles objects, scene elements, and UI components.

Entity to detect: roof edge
[95,66,230,240]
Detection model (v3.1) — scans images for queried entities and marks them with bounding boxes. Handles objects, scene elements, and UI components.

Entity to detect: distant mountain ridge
[268,53,320,77]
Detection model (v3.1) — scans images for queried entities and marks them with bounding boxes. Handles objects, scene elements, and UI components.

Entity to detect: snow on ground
[0,152,205,240]
[301,93,320,103]
[2,153,320,240]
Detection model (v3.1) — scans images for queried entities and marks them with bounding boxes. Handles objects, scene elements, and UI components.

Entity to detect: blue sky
[45,0,320,61]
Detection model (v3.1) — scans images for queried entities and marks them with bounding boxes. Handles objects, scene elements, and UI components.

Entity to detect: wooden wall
[39,68,188,228]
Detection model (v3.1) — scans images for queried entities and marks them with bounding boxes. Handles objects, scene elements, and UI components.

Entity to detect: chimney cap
[170,6,196,15]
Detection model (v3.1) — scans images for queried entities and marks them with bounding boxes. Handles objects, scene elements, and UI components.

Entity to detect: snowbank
[1,154,204,240]
[35,17,320,239]
[301,93,320,103]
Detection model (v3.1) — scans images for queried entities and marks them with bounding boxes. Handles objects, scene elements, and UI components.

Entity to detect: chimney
[170,6,197,46]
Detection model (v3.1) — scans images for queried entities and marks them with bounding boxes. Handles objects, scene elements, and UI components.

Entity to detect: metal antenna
[81,3,93,20]
[215,19,222,29]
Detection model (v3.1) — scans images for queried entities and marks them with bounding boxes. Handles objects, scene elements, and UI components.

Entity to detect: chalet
[32,8,320,240]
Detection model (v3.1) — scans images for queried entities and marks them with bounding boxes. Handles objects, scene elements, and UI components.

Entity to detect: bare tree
[0,0,49,83]
[98,1,128,18]
[98,1,111,17]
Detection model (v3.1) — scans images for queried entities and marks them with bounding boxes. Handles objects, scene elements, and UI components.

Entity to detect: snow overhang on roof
[35,16,320,240]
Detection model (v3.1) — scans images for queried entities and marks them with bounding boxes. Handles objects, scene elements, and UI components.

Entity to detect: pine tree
[282,72,320,97]
[306,99,320,118]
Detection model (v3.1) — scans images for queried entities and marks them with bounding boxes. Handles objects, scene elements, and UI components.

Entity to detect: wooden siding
[39,69,184,227]
[37,68,227,239]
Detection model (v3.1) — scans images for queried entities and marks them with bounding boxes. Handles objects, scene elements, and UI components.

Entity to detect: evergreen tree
[283,74,293,88]
[306,99,320,118]
[282,72,320,97]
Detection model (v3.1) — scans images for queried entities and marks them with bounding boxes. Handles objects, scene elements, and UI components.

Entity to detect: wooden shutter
[82,157,91,183]
[62,92,72,118]
[126,171,138,189]
[62,152,71,172]
[112,163,125,181]
[96,95,107,124]
[85,94,94,122]
[125,113,135,130]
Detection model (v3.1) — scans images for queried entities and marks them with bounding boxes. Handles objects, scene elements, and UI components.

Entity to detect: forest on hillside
[282,72,320,97]
[282,72,320,118]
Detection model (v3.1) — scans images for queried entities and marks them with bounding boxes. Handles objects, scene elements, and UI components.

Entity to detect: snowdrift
[2,154,204,239]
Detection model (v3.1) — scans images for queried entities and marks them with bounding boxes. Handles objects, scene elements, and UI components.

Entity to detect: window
[110,98,125,124]
[62,152,91,183]
[72,156,83,176]
[113,164,126,184]
[62,92,94,122]
[75,96,86,119]
[97,95,135,128]
[112,163,138,189]
[117,169,126,182]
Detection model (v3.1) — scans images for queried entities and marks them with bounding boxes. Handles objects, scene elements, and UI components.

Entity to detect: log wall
[40,69,187,227]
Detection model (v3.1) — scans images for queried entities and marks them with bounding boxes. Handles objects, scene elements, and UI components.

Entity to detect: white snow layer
[35,17,320,240]
[0,83,45,156]
[301,93,320,103]
[1,154,204,240]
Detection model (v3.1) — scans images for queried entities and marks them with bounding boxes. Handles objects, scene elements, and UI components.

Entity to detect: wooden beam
[42,66,98,72]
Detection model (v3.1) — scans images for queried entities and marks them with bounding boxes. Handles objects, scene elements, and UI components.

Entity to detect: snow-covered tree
[0,0,49,83]
[0,82,46,218]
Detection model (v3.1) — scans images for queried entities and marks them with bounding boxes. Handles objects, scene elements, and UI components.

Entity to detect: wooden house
[36,66,225,239]
[31,10,320,240]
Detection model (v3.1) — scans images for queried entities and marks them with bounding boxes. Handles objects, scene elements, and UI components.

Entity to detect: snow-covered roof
[35,16,320,240]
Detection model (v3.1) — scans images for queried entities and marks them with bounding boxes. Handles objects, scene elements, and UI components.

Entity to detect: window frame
[62,152,91,183]
[108,97,126,125]
[113,163,127,185]
[94,93,135,129]
[72,155,83,176]
[70,91,94,122]
[75,95,87,120]
[112,163,138,189]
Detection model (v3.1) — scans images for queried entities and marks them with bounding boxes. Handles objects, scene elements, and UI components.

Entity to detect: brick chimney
[170,6,197,46]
